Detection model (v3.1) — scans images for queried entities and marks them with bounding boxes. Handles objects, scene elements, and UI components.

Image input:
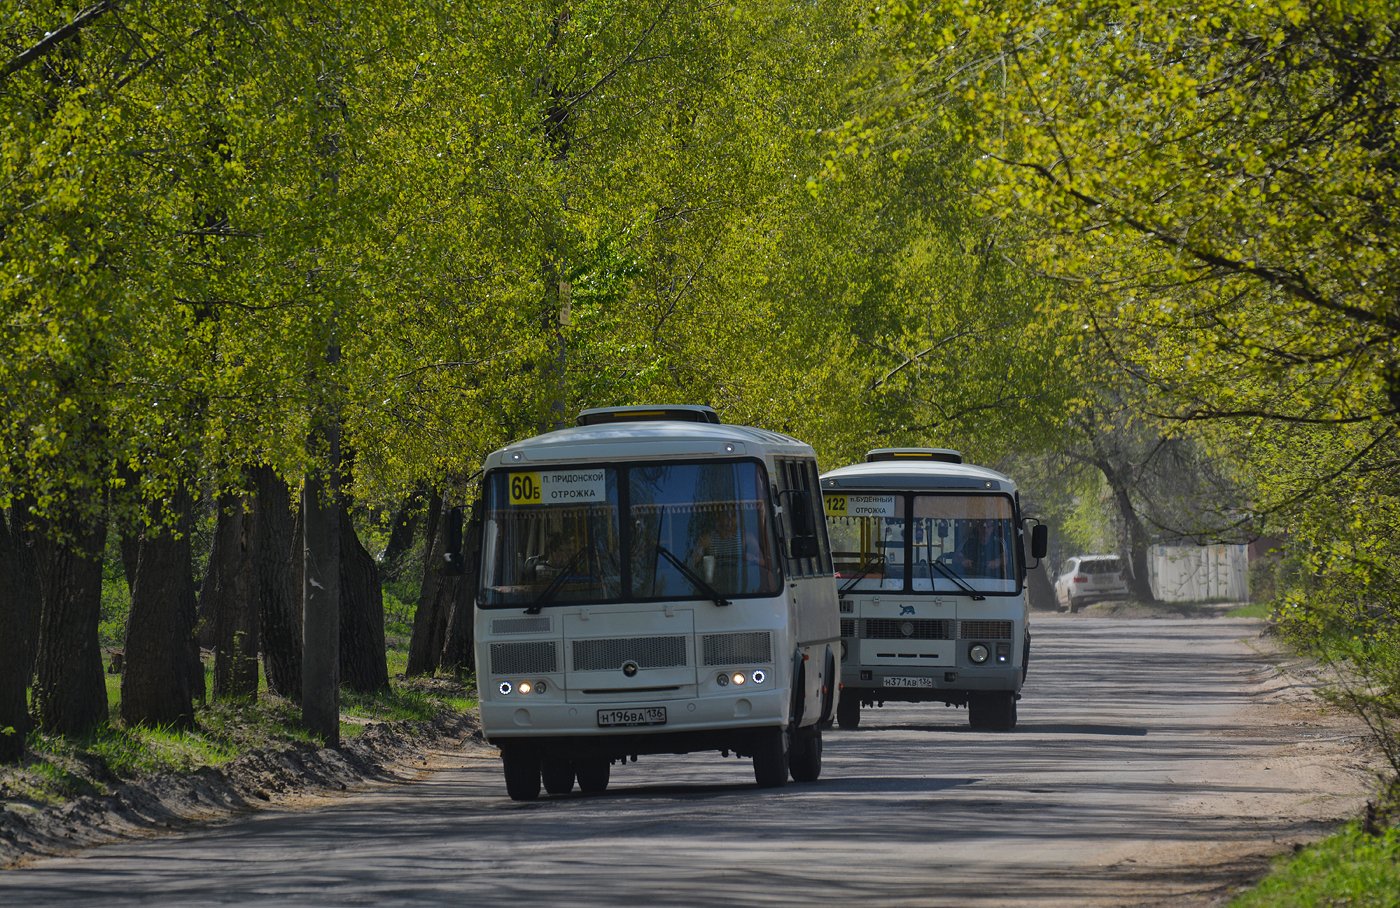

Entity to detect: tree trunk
[32,506,109,736]
[1096,459,1157,602]
[208,493,259,698]
[406,493,453,677]
[0,506,41,762]
[303,467,341,745]
[1025,558,1057,612]
[120,486,197,728]
[339,508,388,693]
[380,487,425,582]
[440,510,479,675]
[250,465,301,700]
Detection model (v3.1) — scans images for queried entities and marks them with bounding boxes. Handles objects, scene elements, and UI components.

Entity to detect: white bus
[467,405,841,800]
[821,449,1047,731]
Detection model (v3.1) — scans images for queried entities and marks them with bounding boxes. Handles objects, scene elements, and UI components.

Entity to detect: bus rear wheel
[576,757,611,794]
[968,692,1017,731]
[752,727,789,788]
[836,694,860,730]
[789,725,822,783]
[541,756,575,795]
[501,746,541,801]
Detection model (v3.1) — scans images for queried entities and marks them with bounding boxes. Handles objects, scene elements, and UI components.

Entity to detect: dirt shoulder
[0,709,485,870]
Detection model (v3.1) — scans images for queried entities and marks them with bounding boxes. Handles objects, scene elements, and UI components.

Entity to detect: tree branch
[0,1,120,89]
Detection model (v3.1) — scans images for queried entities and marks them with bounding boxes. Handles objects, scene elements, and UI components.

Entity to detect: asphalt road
[0,614,1376,907]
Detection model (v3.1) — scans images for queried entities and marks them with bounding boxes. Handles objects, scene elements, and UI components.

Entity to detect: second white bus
[821,449,1047,731]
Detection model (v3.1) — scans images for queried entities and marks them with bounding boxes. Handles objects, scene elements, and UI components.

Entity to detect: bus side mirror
[443,506,466,575]
[1030,523,1048,560]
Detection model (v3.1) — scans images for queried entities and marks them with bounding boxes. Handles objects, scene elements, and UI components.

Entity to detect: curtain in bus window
[478,468,622,608]
[826,494,906,591]
[910,494,1017,594]
[628,462,779,600]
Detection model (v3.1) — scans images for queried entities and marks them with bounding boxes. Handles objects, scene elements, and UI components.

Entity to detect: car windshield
[826,492,1018,595]
[1079,558,1121,575]
[480,460,779,609]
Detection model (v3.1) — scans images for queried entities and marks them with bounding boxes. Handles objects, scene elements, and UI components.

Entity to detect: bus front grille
[572,635,688,671]
[489,640,559,674]
[840,618,855,639]
[702,631,772,666]
[863,618,953,640]
[960,620,1013,639]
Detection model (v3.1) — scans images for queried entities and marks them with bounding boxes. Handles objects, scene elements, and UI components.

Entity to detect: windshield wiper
[655,544,730,607]
[930,558,985,602]
[524,548,588,614]
[839,554,886,594]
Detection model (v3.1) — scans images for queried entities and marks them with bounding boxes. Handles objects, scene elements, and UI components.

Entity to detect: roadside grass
[1225,601,1273,619]
[4,671,475,810]
[1229,822,1400,907]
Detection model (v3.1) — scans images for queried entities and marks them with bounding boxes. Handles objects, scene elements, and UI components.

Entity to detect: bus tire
[541,756,575,795]
[789,725,822,783]
[968,692,1017,731]
[576,757,611,794]
[752,727,790,788]
[836,693,860,730]
[502,746,541,801]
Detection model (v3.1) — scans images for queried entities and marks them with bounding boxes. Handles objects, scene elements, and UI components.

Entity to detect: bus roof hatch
[576,404,722,426]
[866,448,964,464]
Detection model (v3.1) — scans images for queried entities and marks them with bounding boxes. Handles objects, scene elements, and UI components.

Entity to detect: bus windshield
[480,460,780,609]
[827,493,1018,595]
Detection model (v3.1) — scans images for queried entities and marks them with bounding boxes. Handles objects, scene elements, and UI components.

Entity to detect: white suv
[1054,555,1130,612]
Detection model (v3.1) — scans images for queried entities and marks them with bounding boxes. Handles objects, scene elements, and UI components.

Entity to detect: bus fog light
[498,681,513,695]
[518,681,533,694]
[716,673,729,687]
[535,680,547,693]
[995,643,1011,664]
[751,670,766,684]
[731,672,747,686]
[968,644,990,664]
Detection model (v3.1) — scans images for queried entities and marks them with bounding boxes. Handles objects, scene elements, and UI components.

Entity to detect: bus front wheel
[541,756,575,795]
[576,757,611,794]
[789,725,822,782]
[501,746,541,801]
[752,727,790,788]
[836,694,860,730]
[968,692,1017,731]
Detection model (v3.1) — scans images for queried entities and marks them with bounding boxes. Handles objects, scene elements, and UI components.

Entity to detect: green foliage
[1229,822,1400,908]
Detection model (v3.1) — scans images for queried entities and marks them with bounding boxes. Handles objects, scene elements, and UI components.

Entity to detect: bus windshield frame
[827,491,1020,596]
[479,458,782,609]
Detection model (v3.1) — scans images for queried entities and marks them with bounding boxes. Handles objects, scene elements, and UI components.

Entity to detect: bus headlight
[968,644,990,664]
[518,681,533,695]
[731,672,747,686]
[498,681,513,695]
[751,670,766,685]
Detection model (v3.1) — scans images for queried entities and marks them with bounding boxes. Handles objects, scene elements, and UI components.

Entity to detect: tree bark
[303,467,340,745]
[406,493,453,677]
[250,465,301,700]
[120,485,197,728]
[32,506,109,736]
[339,508,388,693]
[440,509,479,675]
[207,493,259,698]
[0,506,41,762]
[379,487,425,582]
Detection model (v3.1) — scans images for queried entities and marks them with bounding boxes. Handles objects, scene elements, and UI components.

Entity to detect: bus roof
[485,417,815,469]
[820,458,1014,493]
